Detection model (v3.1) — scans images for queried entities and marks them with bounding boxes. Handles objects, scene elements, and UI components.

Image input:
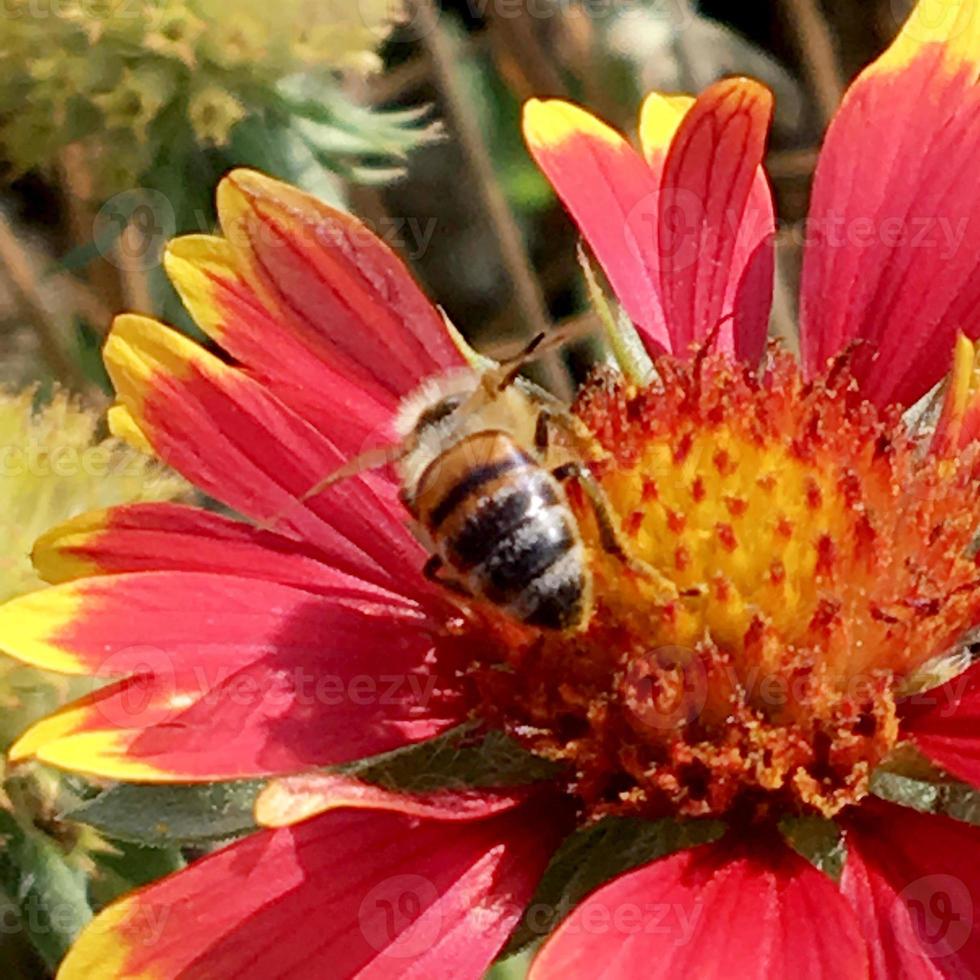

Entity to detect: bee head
[394,369,480,441]
[412,392,466,434]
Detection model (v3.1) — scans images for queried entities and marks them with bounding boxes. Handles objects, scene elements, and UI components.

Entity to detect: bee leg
[552,461,665,584]
[534,411,551,452]
[422,554,472,598]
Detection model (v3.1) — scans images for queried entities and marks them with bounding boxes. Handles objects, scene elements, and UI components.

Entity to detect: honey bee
[290,330,644,631]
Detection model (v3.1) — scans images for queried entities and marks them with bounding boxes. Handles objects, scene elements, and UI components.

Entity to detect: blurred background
[0,0,916,976]
[0,0,917,396]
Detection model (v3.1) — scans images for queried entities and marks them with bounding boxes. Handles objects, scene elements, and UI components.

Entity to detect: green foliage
[63,781,265,849]
[65,726,562,850]
[342,724,563,792]
[779,815,846,881]
[0,809,91,969]
[871,767,980,825]
[501,816,724,958]
[0,0,432,199]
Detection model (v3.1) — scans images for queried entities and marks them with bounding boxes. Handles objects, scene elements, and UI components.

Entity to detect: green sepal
[62,780,264,849]
[577,245,654,385]
[341,724,562,792]
[500,815,724,958]
[871,767,980,825]
[65,727,560,848]
[779,815,846,881]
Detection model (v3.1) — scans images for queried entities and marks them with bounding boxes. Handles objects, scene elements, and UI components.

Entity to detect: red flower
[3,2,980,977]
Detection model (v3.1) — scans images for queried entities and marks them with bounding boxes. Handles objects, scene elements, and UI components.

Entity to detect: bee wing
[257,443,404,534]
[217,169,465,406]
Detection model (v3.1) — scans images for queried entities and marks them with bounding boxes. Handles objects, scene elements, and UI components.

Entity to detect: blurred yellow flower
[0,389,187,746]
[188,84,247,145]
[93,66,176,139]
[144,0,205,64]
[0,0,402,193]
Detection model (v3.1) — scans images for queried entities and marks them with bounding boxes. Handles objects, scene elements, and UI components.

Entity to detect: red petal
[903,661,980,789]
[216,170,463,403]
[530,838,867,979]
[1,572,463,780]
[800,5,980,407]
[32,502,399,601]
[60,800,561,979]
[523,98,671,352]
[658,78,775,362]
[523,91,774,363]
[105,315,429,599]
[165,235,394,454]
[843,798,980,978]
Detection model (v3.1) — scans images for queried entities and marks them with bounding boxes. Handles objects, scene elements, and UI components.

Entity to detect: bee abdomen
[416,431,590,630]
[456,492,589,631]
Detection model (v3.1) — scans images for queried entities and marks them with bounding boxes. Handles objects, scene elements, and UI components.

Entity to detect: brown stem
[0,210,87,389]
[781,0,847,128]
[413,0,571,400]
[481,1,569,99]
[58,144,126,323]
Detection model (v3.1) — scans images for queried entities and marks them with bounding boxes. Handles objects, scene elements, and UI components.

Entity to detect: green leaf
[88,839,185,911]
[871,768,980,825]
[0,809,92,969]
[62,780,264,848]
[65,728,559,848]
[779,815,845,881]
[485,949,532,980]
[72,318,112,393]
[342,724,563,792]
[500,816,724,958]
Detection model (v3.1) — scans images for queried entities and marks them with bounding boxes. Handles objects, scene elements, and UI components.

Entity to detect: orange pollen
[465,350,980,821]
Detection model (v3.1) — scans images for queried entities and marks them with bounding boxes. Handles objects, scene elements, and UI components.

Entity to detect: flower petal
[902,660,980,788]
[523,97,671,352]
[933,333,980,453]
[104,314,429,597]
[800,0,980,407]
[59,801,560,980]
[255,771,531,828]
[0,572,463,780]
[215,168,463,403]
[843,798,980,978]
[31,502,396,601]
[164,235,394,452]
[523,86,774,363]
[530,838,867,979]
[637,91,694,167]
[656,77,775,362]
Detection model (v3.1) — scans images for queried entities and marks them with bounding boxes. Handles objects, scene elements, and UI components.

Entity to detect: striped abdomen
[413,431,590,630]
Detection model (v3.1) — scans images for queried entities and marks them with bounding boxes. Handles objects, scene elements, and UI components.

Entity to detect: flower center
[464,350,980,821]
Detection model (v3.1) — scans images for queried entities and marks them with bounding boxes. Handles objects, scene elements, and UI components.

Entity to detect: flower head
[186,84,246,145]
[4,1,980,977]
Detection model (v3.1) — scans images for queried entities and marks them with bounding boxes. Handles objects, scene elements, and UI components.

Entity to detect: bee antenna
[257,443,404,534]
[493,321,596,392]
